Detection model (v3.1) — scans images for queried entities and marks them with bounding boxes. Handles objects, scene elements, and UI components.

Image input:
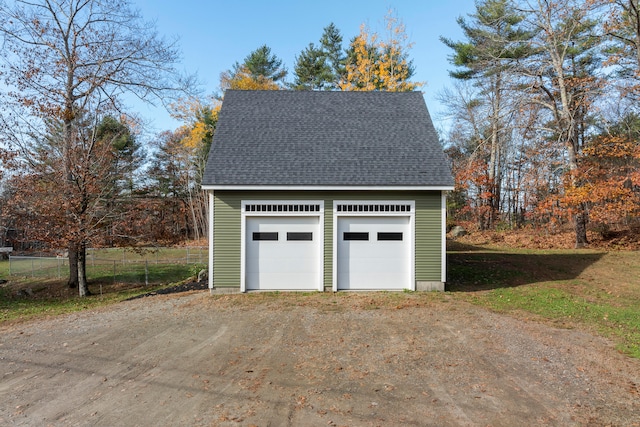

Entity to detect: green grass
[87,263,194,285]
[465,285,640,358]
[0,259,10,277]
[448,244,640,358]
[0,283,179,323]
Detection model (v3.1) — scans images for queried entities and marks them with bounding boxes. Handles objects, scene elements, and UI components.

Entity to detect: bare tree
[602,0,640,94]
[442,0,531,229]
[0,0,195,296]
[514,0,602,247]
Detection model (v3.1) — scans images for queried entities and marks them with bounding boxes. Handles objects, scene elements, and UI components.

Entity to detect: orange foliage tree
[0,0,192,296]
[565,134,640,232]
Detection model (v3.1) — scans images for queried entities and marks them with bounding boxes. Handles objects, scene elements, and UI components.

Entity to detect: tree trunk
[574,203,588,248]
[77,243,90,296]
[567,137,588,248]
[488,73,503,229]
[187,188,200,241]
[67,243,79,289]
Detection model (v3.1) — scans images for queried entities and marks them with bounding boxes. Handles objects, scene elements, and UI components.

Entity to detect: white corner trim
[208,191,214,290]
[441,192,447,284]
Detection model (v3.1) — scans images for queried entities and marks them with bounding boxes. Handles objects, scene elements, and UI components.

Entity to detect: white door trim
[241,200,324,292]
[332,200,415,291]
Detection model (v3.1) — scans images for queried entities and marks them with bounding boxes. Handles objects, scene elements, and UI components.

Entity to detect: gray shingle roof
[202,90,454,187]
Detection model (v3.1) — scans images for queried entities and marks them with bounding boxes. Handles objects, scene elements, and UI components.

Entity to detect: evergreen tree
[292,43,333,90]
[441,0,531,229]
[233,45,287,83]
[292,23,347,90]
[320,23,347,87]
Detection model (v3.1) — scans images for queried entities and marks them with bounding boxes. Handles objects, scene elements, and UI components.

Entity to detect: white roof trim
[202,185,455,191]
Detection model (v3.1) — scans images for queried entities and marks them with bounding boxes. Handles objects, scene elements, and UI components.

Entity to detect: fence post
[145,260,149,286]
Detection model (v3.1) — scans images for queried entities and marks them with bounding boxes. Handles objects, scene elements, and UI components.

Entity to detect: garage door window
[378,232,403,241]
[343,232,369,241]
[253,232,278,241]
[287,232,313,241]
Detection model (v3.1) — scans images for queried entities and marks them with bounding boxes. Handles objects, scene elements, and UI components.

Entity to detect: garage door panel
[246,216,320,290]
[250,256,317,274]
[337,216,410,290]
[246,271,315,288]
[339,271,406,289]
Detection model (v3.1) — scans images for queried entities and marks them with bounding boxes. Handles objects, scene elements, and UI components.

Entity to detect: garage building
[201,90,454,292]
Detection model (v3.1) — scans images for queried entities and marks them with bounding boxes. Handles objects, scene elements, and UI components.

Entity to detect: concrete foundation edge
[209,287,242,294]
[209,283,446,293]
[416,281,445,292]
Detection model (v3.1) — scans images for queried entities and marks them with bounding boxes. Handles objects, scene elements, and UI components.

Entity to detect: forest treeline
[0,2,421,295]
[441,0,640,249]
[1,0,639,295]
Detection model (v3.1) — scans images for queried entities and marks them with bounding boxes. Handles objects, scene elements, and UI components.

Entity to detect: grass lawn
[447,240,640,358]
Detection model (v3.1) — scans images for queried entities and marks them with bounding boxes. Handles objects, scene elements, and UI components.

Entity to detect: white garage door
[337,216,411,290]
[245,216,321,290]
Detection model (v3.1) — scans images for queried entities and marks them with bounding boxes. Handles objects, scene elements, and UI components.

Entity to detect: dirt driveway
[1,292,639,426]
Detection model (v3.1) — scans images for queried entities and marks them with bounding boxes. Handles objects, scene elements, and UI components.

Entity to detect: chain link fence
[6,247,208,285]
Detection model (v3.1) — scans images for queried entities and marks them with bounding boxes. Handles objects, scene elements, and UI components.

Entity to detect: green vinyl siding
[415,193,443,282]
[211,190,443,289]
[212,194,241,287]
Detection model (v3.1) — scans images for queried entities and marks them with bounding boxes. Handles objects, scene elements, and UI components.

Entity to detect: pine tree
[441,0,531,229]
[234,45,287,83]
[292,43,333,90]
[320,23,347,87]
[292,23,347,90]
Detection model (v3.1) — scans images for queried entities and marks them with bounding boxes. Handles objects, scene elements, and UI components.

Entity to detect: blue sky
[133,0,477,135]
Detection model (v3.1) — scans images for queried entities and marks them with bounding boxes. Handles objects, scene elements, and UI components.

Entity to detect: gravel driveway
[1,291,639,426]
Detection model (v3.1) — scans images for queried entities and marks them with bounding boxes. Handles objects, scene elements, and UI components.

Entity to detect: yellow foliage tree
[170,97,221,149]
[339,11,423,92]
[220,65,281,91]
[166,96,222,241]
[339,24,379,91]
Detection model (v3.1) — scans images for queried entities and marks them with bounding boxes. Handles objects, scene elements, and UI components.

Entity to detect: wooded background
[1,0,639,295]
